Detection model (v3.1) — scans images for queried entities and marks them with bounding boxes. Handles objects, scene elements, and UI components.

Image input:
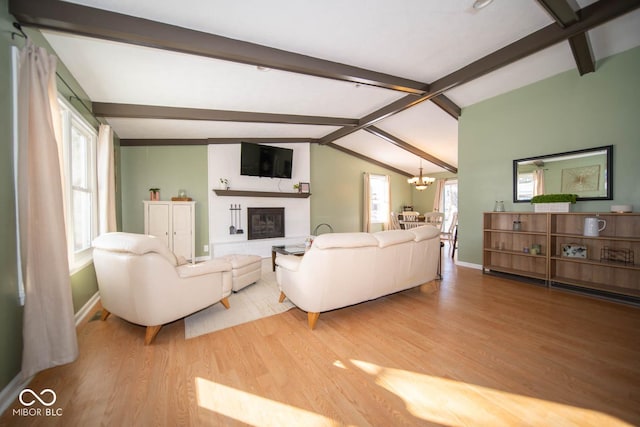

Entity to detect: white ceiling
[36,0,640,176]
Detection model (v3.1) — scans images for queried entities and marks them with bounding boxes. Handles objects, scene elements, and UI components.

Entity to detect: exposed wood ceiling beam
[121,139,209,146]
[325,143,412,177]
[120,137,414,176]
[364,126,457,173]
[536,0,579,26]
[430,0,636,92]
[320,0,640,145]
[93,103,357,127]
[9,0,463,174]
[120,138,319,146]
[537,0,595,75]
[430,95,462,120]
[9,0,462,120]
[9,0,428,95]
[568,34,595,75]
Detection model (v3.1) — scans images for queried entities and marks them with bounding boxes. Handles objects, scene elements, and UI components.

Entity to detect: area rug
[184,259,295,339]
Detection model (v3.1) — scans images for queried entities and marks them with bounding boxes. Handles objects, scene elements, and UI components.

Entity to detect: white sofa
[275,225,441,329]
[93,232,233,344]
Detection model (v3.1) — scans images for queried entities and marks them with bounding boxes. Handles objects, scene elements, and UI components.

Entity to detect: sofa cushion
[218,254,261,269]
[313,232,378,250]
[373,230,414,248]
[176,258,232,278]
[93,232,178,266]
[408,225,441,242]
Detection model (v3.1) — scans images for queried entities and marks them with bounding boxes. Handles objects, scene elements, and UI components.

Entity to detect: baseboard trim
[1,293,100,416]
[75,291,101,326]
[0,372,33,418]
[455,260,482,270]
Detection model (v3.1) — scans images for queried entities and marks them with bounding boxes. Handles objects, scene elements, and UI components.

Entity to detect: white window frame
[58,96,99,273]
[517,172,535,201]
[443,179,458,231]
[369,174,390,224]
[12,46,25,305]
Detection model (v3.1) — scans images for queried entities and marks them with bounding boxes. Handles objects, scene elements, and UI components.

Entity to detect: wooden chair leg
[307,312,320,330]
[220,297,230,309]
[100,309,111,321]
[144,325,162,345]
[278,291,286,303]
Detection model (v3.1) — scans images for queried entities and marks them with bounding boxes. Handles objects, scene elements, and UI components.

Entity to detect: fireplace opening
[247,207,285,240]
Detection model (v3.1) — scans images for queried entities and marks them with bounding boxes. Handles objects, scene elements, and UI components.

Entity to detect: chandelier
[407,162,435,191]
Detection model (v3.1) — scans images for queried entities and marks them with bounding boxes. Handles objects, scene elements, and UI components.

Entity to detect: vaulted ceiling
[10,0,640,177]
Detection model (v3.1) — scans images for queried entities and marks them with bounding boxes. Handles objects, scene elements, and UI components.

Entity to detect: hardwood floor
[2,247,639,426]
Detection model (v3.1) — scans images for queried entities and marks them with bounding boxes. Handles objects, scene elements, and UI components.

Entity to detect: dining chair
[399,211,420,229]
[423,212,444,230]
[401,211,420,222]
[389,212,402,230]
[441,212,458,257]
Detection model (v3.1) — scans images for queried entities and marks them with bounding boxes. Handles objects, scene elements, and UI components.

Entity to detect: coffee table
[271,244,306,271]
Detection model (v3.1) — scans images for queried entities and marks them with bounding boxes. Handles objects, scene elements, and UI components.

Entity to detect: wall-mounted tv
[240,142,293,179]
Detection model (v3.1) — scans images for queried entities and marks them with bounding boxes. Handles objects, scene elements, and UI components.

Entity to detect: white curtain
[18,41,78,379]
[362,173,371,232]
[432,179,445,211]
[533,169,545,196]
[97,124,117,234]
[382,174,390,231]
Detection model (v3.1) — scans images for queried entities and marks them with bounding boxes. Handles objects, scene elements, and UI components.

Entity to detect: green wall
[0,6,107,392]
[120,146,209,257]
[459,46,640,265]
[0,0,22,394]
[310,144,413,232]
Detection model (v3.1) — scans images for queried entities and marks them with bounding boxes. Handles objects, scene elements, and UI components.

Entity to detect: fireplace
[247,207,285,240]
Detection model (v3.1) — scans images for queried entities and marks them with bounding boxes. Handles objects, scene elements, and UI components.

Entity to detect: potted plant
[293,183,300,193]
[149,188,160,201]
[219,178,229,190]
[531,193,577,212]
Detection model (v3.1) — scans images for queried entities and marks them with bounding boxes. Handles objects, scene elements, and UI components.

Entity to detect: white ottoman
[219,254,262,292]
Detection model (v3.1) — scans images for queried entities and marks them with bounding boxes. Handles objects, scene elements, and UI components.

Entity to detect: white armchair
[92,232,233,344]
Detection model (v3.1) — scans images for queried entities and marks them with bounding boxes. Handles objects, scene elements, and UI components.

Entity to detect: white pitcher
[583,217,606,237]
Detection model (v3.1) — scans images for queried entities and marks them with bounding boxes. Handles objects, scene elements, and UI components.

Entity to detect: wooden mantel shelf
[213,189,310,198]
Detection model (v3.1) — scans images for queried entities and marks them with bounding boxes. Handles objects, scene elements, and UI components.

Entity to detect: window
[369,174,390,224]
[12,46,24,304]
[443,179,458,230]
[59,97,98,271]
[517,172,534,200]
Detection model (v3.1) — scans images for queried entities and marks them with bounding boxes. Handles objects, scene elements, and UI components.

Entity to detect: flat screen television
[240,142,293,179]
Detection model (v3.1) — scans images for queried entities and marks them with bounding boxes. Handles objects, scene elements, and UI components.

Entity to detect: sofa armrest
[176,259,231,278]
[275,255,302,272]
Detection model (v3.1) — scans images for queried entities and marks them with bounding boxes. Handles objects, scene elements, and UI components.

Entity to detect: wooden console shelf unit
[483,212,640,302]
[213,189,310,198]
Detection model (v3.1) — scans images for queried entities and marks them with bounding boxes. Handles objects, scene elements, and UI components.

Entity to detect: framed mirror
[513,145,613,202]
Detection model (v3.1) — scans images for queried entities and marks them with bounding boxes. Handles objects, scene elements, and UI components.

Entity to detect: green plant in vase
[149,188,160,201]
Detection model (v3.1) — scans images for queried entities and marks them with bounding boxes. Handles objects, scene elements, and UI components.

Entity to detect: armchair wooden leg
[220,297,230,309]
[278,291,286,303]
[144,325,162,345]
[307,312,320,330]
[100,309,111,321]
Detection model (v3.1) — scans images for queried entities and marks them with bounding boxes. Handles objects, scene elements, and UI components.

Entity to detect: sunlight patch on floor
[333,360,347,369]
[195,377,351,427]
[350,359,632,427]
